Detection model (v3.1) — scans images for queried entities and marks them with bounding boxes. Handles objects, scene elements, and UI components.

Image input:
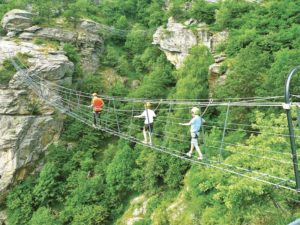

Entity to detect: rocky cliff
[153,17,228,69]
[0,37,73,212]
[2,9,103,74]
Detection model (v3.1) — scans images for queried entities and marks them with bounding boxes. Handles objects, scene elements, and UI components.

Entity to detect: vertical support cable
[76,92,80,110]
[219,102,230,162]
[68,89,72,111]
[199,103,206,150]
[128,103,135,136]
[113,98,121,133]
[164,103,172,146]
[105,98,111,129]
[284,66,300,191]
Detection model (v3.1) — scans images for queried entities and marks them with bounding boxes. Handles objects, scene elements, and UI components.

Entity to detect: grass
[0,59,16,85]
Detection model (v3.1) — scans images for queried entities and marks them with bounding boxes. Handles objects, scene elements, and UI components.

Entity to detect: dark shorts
[144,123,153,132]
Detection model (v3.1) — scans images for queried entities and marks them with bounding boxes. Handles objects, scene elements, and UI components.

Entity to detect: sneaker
[186,152,192,158]
[198,156,203,160]
[142,140,148,144]
[92,124,96,128]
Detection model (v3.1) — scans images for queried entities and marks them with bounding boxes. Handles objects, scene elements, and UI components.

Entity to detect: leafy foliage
[63,43,83,78]
[29,207,59,225]
[4,0,300,224]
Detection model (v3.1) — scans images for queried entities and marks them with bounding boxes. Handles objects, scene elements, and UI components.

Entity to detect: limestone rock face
[117,195,150,225]
[0,39,73,204]
[153,17,228,69]
[19,24,103,74]
[35,27,77,42]
[1,10,104,74]
[1,9,33,32]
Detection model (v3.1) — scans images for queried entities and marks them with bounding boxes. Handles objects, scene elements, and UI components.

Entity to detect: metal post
[284,66,300,191]
[219,102,230,162]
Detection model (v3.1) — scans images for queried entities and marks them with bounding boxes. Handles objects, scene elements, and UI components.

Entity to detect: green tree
[260,48,300,96]
[29,207,60,225]
[216,45,271,99]
[64,0,91,28]
[32,0,59,24]
[72,205,108,225]
[6,178,36,225]
[125,24,151,56]
[106,143,136,198]
[215,0,255,30]
[173,46,214,100]
[63,43,82,78]
[190,0,219,25]
[33,162,61,206]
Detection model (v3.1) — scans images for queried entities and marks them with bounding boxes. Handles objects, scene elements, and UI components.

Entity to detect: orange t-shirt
[92,97,104,112]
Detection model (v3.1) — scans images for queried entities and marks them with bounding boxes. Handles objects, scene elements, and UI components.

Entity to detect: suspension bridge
[9,56,300,193]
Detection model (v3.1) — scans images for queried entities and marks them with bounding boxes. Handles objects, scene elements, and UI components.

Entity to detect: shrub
[0,59,16,85]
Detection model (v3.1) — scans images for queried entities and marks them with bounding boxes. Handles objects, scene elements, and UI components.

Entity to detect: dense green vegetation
[2,0,300,224]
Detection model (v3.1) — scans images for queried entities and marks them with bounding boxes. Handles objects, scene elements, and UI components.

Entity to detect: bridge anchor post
[284,67,300,191]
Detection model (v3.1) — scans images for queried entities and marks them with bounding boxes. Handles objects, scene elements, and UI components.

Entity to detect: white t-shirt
[141,109,156,124]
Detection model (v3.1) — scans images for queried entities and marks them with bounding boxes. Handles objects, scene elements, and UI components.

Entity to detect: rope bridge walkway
[9,57,300,193]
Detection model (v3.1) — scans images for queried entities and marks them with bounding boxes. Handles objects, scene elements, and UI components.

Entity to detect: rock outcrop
[0,39,73,206]
[116,195,150,225]
[1,9,33,33]
[153,17,228,69]
[1,10,104,74]
[20,24,103,73]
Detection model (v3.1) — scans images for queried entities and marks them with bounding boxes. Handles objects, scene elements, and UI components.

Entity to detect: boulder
[1,9,33,32]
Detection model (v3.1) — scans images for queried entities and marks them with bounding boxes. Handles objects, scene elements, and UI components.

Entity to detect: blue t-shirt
[190,115,202,133]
